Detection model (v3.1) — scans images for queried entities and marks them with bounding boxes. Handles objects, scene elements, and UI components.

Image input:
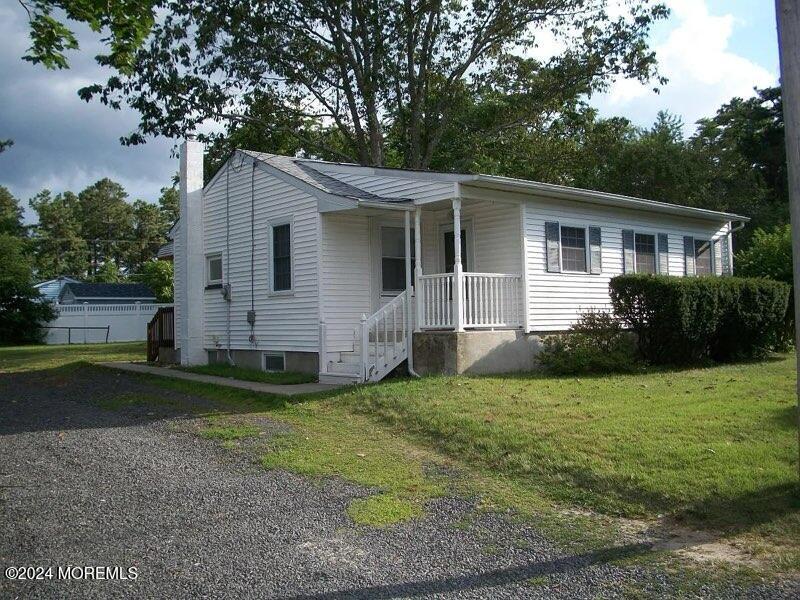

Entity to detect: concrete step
[318,372,362,385]
[327,360,362,374]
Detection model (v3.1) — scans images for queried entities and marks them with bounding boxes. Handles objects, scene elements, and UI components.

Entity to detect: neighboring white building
[34,276,79,303]
[173,140,747,383]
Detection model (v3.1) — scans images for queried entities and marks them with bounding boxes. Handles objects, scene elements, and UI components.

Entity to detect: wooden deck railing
[146,306,174,362]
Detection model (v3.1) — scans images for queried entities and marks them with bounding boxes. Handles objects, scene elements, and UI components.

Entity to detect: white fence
[45,303,173,344]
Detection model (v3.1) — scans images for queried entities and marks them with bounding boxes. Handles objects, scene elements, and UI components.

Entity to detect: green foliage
[0,139,12,153]
[134,260,173,302]
[736,225,793,285]
[180,363,316,385]
[29,189,88,278]
[0,186,25,237]
[81,0,666,169]
[18,0,157,72]
[91,260,123,283]
[538,311,638,374]
[609,275,790,364]
[0,234,55,345]
[28,178,174,279]
[157,186,179,225]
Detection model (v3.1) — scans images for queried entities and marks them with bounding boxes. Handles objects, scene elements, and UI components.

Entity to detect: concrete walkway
[98,362,343,396]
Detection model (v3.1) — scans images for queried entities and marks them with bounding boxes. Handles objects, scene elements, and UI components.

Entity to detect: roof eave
[466,176,749,223]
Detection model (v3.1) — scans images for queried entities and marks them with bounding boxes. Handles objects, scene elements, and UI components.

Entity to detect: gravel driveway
[1,366,797,599]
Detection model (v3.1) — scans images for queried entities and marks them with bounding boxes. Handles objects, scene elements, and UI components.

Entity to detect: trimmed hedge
[609,275,790,364]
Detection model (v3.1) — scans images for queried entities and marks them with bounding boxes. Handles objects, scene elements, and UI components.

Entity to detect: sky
[0,0,781,224]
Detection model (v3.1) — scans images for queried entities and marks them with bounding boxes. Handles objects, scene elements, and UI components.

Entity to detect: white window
[269,219,293,293]
[634,233,657,274]
[206,253,223,285]
[263,352,285,372]
[381,226,415,293]
[560,226,587,273]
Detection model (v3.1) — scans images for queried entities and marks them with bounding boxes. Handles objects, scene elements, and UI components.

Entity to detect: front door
[442,229,469,273]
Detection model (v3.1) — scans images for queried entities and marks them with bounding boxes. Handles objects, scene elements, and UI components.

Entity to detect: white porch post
[414,207,422,332]
[452,198,464,332]
[404,210,415,368]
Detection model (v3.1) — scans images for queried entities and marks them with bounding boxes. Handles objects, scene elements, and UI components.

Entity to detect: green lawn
[0,342,145,372]
[180,363,317,384]
[4,342,799,570]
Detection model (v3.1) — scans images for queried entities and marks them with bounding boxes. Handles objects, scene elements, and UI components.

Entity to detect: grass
[0,341,145,372]
[180,363,317,385]
[6,342,799,571]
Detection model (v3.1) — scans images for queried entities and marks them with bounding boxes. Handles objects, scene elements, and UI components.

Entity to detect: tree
[157,185,179,225]
[77,178,134,274]
[736,225,793,285]
[15,0,157,71]
[29,190,87,278]
[0,139,12,153]
[0,234,55,345]
[134,260,173,302]
[690,87,786,243]
[128,199,168,271]
[91,259,124,282]
[82,0,668,170]
[0,186,25,237]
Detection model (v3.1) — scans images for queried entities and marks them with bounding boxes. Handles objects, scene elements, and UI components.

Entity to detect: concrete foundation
[206,349,319,375]
[412,330,544,376]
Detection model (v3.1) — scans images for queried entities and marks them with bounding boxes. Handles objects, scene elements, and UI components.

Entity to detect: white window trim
[558,224,589,274]
[633,231,658,275]
[262,351,286,372]
[206,252,223,286]
[379,224,417,296]
[268,216,295,296]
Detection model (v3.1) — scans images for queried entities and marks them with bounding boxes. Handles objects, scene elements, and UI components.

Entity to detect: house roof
[240,150,411,203]
[60,282,156,300]
[206,150,749,224]
[34,276,80,302]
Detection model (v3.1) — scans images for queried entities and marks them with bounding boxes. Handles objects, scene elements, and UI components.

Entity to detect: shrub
[0,234,56,345]
[538,310,638,374]
[609,274,790,364]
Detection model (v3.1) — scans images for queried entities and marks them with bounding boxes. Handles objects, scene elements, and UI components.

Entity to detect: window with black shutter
[634,233,657,274]
[694,239,712,275]
[560,226,587,272]
[272,223,292,291]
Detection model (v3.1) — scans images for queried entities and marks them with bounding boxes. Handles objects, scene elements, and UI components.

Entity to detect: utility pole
[776,0,800,479]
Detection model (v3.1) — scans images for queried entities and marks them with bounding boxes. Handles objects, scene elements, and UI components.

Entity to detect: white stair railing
[361,291,408,382]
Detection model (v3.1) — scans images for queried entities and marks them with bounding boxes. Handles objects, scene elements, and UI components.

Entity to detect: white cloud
[596,0,777,131]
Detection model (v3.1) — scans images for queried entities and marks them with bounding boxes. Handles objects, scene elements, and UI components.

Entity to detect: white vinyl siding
[202,165,319,352]
[523,196,730,332]
[420,200,522,276]
[319,212,372,355]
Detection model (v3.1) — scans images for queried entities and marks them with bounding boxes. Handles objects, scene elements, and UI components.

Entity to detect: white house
[173,139,747,384]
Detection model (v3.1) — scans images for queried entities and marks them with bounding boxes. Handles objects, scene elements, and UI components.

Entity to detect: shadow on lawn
[0,362,321,437]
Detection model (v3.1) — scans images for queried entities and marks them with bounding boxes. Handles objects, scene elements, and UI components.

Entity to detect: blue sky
[0,1,782,223]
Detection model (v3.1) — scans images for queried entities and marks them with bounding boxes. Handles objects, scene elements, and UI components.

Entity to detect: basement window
[263,352,285,372]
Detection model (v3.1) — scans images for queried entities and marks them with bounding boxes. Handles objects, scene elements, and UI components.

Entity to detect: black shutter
[545,222,561,273]
[622,229,635,274]
[657,233,669,275]
[683,236,695,276]
[720,235,732,275]
[589,226,602,274]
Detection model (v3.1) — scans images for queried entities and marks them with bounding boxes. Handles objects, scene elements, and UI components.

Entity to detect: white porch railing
[418,272,523,330]
[361,290,408,382]
[418,273,454,329]
[463,273,523,328]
